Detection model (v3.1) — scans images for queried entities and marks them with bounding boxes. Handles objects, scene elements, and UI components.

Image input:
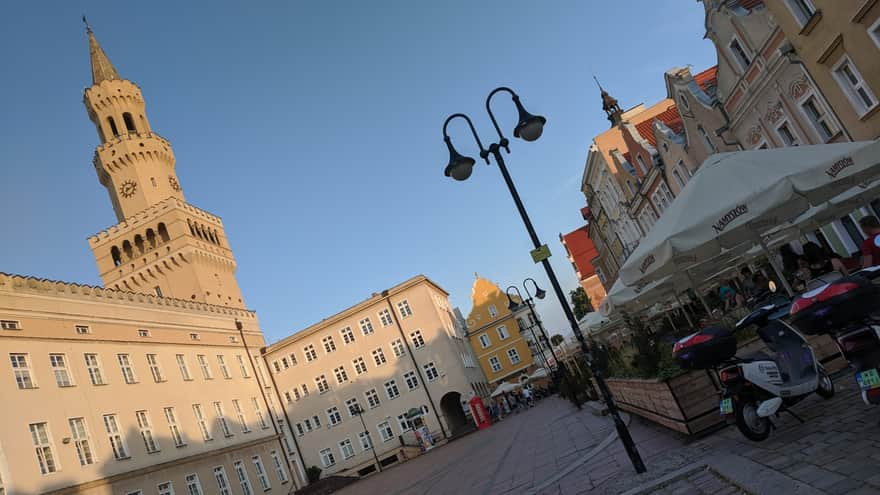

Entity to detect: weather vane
[82,15,91,33]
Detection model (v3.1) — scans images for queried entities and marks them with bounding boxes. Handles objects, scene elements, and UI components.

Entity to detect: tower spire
[86,21,120,85]
[594,75,623,128]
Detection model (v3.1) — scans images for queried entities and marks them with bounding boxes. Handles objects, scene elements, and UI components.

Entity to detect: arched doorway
[439,391,468,436]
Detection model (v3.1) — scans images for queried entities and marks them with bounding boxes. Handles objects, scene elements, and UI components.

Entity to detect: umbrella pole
[751,229,795,297]
[685,270,713,315]
[674,294,695,327]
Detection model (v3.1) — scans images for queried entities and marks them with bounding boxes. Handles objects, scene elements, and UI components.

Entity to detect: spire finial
[593,75,604,92]
[82,15,91,33]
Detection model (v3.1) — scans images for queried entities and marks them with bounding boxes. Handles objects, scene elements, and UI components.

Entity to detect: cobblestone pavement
[333,372,880,494]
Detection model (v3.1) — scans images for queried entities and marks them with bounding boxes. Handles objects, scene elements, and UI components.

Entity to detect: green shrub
[306,465,322,483]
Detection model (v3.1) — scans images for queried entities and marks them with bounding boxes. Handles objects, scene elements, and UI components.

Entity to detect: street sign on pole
[530,244,551,263]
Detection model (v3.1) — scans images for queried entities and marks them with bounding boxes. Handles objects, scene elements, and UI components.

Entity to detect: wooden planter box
[604,334,846,435]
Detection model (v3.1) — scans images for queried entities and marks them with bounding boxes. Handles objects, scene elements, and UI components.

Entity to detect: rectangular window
[75,324,91,335]
[327,407,342,426]
[320,448,336,468]
[322,335,337,353]
[232,399,250,433]
[489,356,502,373]
[409,330,426,349]
[334,366,349,384]
[785,0,816,26]
[339,438,355,459]
[384,379,400,400]
[378,308,394,327]
[30,422,58,474]
[197,355,213,380]
[303,344,318,362]
[479,334,491,349]
[164,407,186,447]
[295,422,305,436]
[82,354,105,385]
[359,431,372,451]
[252,397,269,429]
[315,374,329,393]
[870,16,880,49]
[189,333,200,341]
[137,328,151,338]
[0,319,21,330]
[176,354,192,381]
[391,339,406,357]
[217,355,232,379]
[136,410,160,453]
[68,417,94,466]
[729,37,751,70]
[340,326,355,344]
[147,354,165,382]
[496,325,509,340]
[365,388,381,408]
[292,387,301,401]
[234,460,254,495]
[833,56,878,116]
[118,353,137,384]
[214,402,232,437]
[403,370,419,390]
[507,348,521,365]
[273,361,282,373]
[372,348,387,366]
[157,482,174,495]
[359,317,374,335]
[213,466,232,495]
[397,299,413,318]
[270,450,289,483]
[288,353,298,366]
[185,474,204,495]
[301,383,309,397]
[252,455,271,490]
[284,391,293,404]
[236,355,250,378]
[353,356,368,375]
[193,404,213,441]
[801,95,834,141]
[377,421,394,442]
[281,357,290,369]
[776,121,799,147]
[345,397,361,417]
[396,413,411,433]
[103,414,129,459]
[11,353,36,389]
[423,362,440,381]
[488,305,498,318]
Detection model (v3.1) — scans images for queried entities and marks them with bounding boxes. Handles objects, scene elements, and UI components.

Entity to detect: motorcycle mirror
[768,281,777,293]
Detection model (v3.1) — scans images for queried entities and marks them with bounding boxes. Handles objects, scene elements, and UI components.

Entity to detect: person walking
[859,216,880,268]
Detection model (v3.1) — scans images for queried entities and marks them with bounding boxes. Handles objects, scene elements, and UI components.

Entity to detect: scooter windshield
[763,320,816,385]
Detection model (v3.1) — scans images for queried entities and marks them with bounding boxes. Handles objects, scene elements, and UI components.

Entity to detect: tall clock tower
[84,26,246,308]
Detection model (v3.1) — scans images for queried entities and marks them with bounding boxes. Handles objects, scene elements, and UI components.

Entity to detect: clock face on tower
[168,176,181,192]
[119,180,138,198]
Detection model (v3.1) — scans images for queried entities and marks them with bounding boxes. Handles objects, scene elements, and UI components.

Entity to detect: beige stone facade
[262,276,486,478]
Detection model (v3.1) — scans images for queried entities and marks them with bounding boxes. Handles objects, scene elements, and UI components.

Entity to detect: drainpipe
[382,291,448,440]
[260,350,309,486]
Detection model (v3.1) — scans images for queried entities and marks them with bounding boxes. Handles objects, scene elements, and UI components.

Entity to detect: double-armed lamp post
[505,279,567,390]
[441,87,646,474]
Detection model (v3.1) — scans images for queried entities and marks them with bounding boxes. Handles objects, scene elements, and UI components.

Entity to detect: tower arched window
[122,240,133,260]
[123,112,136,133]
[111,246,122,266]
[157,223,170,242]
[145,229,157,248]
[133,234,145,254]
[107,116,119,137]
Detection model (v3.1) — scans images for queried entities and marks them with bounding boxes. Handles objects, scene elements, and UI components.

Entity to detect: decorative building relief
[789,77,810,100]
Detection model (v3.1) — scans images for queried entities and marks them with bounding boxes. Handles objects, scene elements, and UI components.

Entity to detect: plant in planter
[306,465,322,483]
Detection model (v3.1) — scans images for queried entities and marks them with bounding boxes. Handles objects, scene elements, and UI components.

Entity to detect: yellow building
[465,275,541,387]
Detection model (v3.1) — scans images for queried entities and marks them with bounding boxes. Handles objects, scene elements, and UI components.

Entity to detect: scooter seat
[739,350,773,362]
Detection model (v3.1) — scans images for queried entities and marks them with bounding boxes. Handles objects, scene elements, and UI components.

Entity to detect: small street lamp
[441,87,646,474]
[352,404,381,473]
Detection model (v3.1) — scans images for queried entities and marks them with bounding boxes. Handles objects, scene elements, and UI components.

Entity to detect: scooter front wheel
[816,369,835,399]
[735,399,771,441]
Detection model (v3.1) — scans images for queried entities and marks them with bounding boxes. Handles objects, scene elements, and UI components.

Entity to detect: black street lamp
[441,87,646,474]
[352,404,381,473]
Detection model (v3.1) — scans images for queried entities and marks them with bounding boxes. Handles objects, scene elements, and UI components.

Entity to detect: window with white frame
[185,473,204,495]
[397,299,413,318]
[378,308,394,327]
[252,455,271,490]
[320,448,336,467]
[697,125,717,154]
[635,154,648,175]
[213,401,233,438]
[365,388,381,408]
[334,366,348,384]
[217,355,231,379]
[396,413,412,432]
[833,55,878,116]
[232,399,250,433]
[496,325,509,340]
[488,304,498,318]
[391,339,406,357]
[175,354,192,381]
[489,356,502,373]
[146,354,165,383]
[287,353,297,366]
[189,333,200,341]
[68,417,94,466]
[359,431,372,450]
[423,362,439,381]
[233,460,254,495]
[403,370,419,390]
[103,414,129,459]
[157,481,174,495]
[300,383,309,397]
[213,466,232,495]
[315,374,329,393]
[479,334,491,348]
[137,328,150,338]
[293,387,302,401]
[0,319,20,330]
[84,353,104,385]
[659,182,674,203]
[340,326,355,344]
[197,355,213,380]
[236,355,250,378]
[384,379,400,399]
[30,422,58,474]
[359,317,375,335]
[284,391,293,404]
[870,16,880,49]
[75,324,90,335]
[327,406,342,426]
[776,121,799,146]
[50,354,74,387]
[322,335,337,353]
[729,36,751,71]
[303,344,318,362]
[410,329,426,349]
[295,422,305,436]
[118,354,138,384]
[784,0,816,27]
[136,410,160,453]
[372,347,387,366]
[507,348,521,365]
[193,404,212,441]
[270,450,289,483]
[164,407,186,447]
[252,397,269,429]
[378,421,395,442]
[345,397,361,416]
[339,438,355,459]
[353,356,368,375]
[800,95,835,141]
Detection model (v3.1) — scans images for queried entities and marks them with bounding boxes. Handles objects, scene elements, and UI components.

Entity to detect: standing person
[522,386,533,407]
[860,216,880,268]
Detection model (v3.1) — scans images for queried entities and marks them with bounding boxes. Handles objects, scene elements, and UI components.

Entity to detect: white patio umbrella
[489,382,521,398]
[528,368,549,380]
[619,141,880,291]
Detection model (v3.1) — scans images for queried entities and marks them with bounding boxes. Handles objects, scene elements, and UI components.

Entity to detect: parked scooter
[789,265,880,406]
[673,297,834,441]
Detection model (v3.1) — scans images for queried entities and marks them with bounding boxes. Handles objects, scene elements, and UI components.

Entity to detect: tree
[569,287,594,320]
[550,334,565,347]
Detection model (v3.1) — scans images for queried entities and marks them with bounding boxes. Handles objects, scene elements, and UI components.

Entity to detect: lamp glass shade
[534,287,547,300]
[444,139,475,181]
[506,295,519,312]
[512,98,546,142]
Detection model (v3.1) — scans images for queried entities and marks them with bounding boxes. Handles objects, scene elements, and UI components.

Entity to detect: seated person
[802,241,849,276]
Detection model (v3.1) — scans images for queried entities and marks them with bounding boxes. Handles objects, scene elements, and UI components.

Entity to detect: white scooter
[674,297,834,441]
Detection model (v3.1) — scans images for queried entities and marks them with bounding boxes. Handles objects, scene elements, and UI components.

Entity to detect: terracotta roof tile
[694,65,718,91]
[634,105,683,147]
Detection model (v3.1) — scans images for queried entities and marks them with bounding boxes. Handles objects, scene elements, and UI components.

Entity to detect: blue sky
[0,1,716,343]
